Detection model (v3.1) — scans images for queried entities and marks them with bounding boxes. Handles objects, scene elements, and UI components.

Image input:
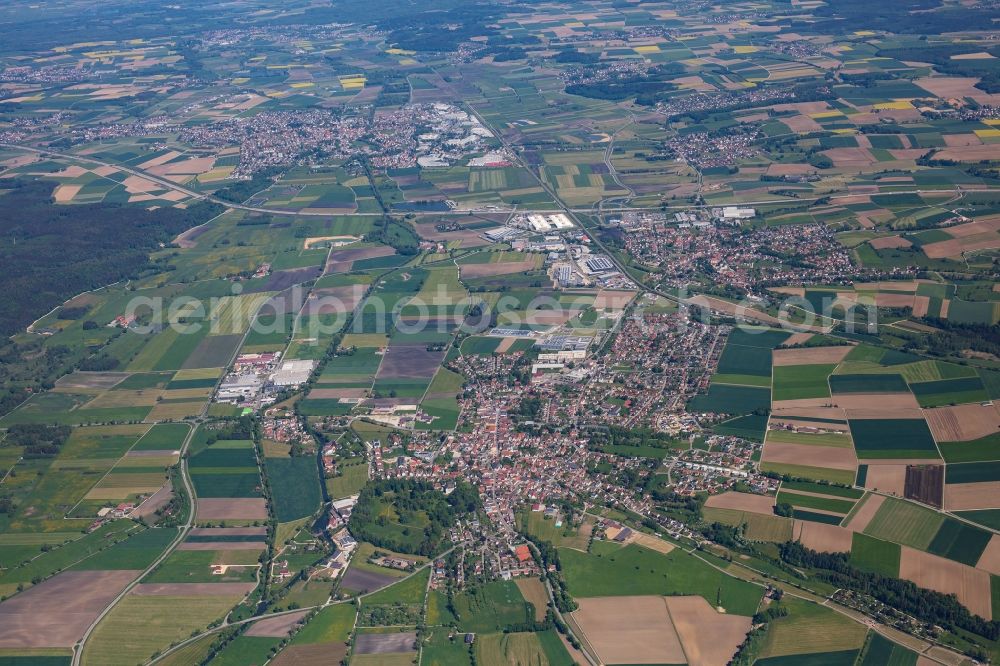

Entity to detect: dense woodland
[349,478,480,556]
[2,424,72,458]
[0,179,222,336]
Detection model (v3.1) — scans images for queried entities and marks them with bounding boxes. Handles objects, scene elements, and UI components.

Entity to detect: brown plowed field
[762,442,858,471]
[925,403,1000,442]
[772,346,852,366]
[943,481,1000,511]
[0,570,140,648]
[836,393,920,411]
[459,260,538,279]
[196,498,268,520]
[975,535,1000,576]
[245,610,310,637]
[270,643,348,666]
[864,464,907,496]
[594,290,637,310]
[572,596,686,665]
[704,491,775,515]
[904,465,944,508]
[844,493,885,532]
[325,246,395,273]
[794,520,853,553]
[899,547,992,619]
[665,595,753,666]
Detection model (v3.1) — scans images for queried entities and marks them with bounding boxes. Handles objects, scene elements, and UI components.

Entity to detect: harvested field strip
[762,441,858,471]
[772,346,853,366]
[704,491,775,514]
[794,520,854,553]
[844,493,884,532]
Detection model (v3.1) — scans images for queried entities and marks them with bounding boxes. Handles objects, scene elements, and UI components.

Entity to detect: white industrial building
[271,360,315,387]
[720,206,755,220]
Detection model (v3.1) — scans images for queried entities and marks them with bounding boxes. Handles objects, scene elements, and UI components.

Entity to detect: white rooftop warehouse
[271,360,315,387]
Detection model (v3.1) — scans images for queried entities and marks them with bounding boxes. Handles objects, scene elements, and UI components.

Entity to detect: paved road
[72,422,198,666]
[5,142,989,219]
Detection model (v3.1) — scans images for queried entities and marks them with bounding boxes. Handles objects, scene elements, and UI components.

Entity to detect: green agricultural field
[955,509,1000,531]
[946,460,1000,484]
[423,630,473,666]
[688,384,771,415]
[780,481,864,500]
[909,377,989,408]
[759,462,857,486]
[0,521,138,588]
[775,491,856,515]
[145,549,259,583]
[207,636,281,666]
[712,414,768,440]
[132,423,189,451]
[363,568,429,606]
[559,541,762,616]
[286,603,356,646]
[848,419,938,459]
[829,374,909,394]
[862,497,944,550]
[82,594,244,666]
[849,533,901,577]
[938,433,1000,463]
[474,632,553,666]
[758,597,867,661]
[263,455,322,522]
[716,341,773,378]
[857,633,918,666]
[766,430,853,448]
[772,364,836,401]
[453,581,531,634]
[326,461,369,499]
[427,589,458,627]
[925,518,992,566]
[702,507,793,542]
[72,527,177,571]
[518,511,591,551]
[755,650,862,666]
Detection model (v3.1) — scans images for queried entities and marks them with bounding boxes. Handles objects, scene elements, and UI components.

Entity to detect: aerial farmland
[1,0,1000,663]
